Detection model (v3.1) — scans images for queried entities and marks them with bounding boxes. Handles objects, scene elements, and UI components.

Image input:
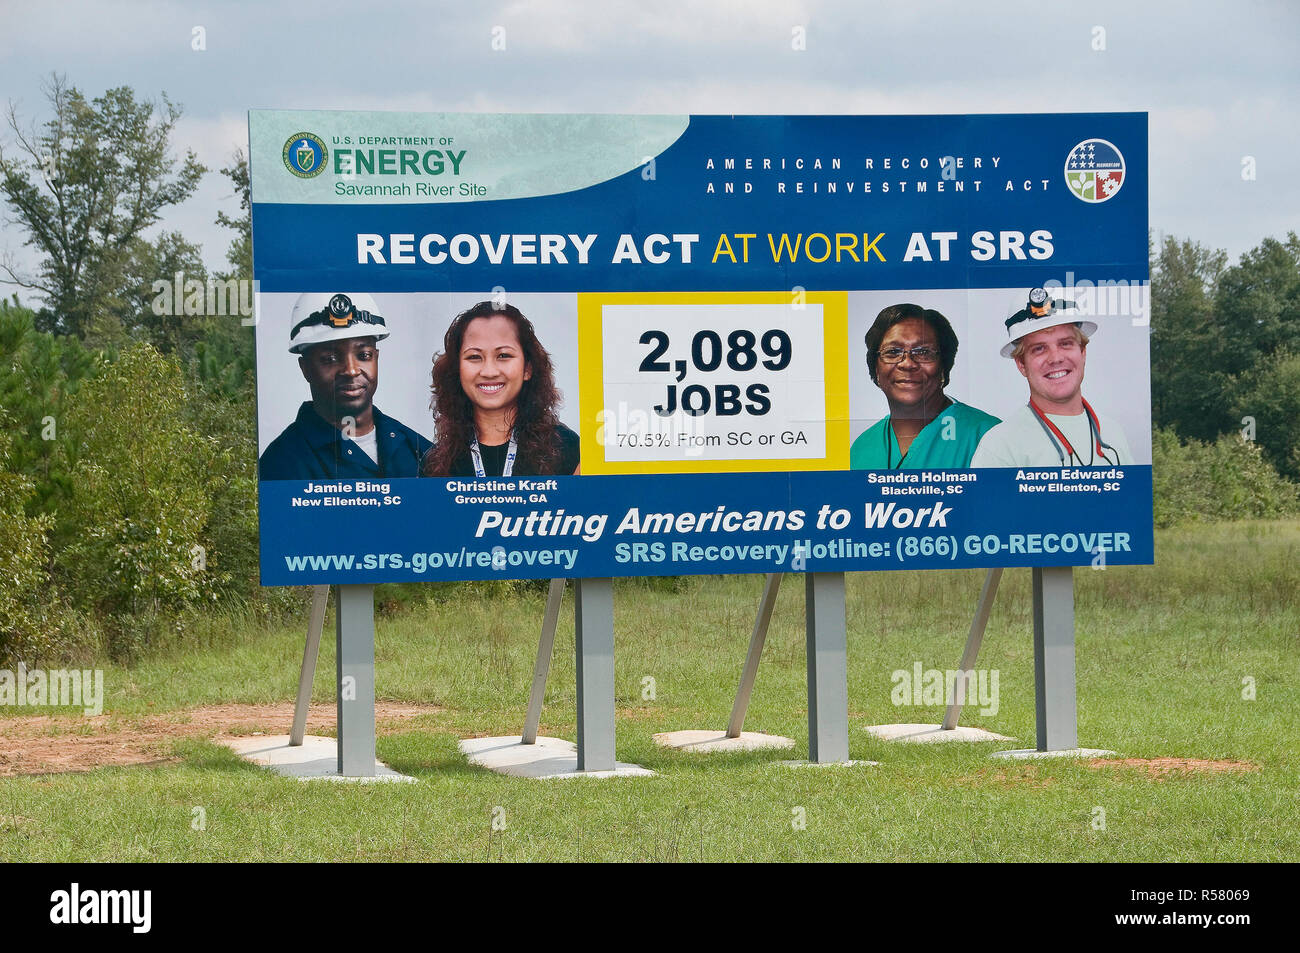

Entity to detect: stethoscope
[1028,397,1120,466]
[881,397,951,469]
[882,422,903,469]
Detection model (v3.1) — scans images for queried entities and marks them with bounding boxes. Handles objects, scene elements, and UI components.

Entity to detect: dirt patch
[954,765,1056,789]
[1087,757,1260,779]
[0,702,442,778]
[954,757,1260,788]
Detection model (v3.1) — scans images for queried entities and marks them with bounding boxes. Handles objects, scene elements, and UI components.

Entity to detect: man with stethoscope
[971,288,1132,467]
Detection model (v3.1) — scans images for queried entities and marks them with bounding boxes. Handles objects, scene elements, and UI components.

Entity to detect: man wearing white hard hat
[259,292,432,479]
[970,288,1132,468]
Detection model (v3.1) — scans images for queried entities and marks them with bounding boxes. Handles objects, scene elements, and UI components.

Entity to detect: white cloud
[491,0,816,53]
[0,0,1297,269]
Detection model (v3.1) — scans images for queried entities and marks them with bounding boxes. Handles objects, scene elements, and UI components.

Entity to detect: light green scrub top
[849,399,1000,470]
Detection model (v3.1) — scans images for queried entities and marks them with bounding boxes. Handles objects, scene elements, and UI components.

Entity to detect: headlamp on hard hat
[291,293,386,339]
[1006,288,1077,331]
[287,292,390,353]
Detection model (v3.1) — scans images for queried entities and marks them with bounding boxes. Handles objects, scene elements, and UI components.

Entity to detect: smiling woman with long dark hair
[421,301,580,477]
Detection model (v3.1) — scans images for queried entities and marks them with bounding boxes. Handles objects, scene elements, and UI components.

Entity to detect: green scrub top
[849,399,1000,470]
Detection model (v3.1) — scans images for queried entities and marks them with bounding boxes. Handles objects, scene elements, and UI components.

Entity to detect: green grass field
[2,520,1297,862]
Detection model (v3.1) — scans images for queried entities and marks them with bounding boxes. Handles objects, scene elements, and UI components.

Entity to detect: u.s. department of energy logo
[1064,138,1125,203]
[283,133,328,178]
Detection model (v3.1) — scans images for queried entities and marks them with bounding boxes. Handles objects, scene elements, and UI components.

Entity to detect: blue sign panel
[250,110,1151,585]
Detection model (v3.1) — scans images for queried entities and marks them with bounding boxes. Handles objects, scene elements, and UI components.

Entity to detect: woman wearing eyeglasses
[849,303,1000,469]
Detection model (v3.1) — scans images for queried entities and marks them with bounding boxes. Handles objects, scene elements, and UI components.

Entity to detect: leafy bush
[1152,427,1299,527]
[1232,348,1300,481]
[56,344,216,633]
[0,425,96,664]
[0,428,53,659]
[182,366,260,600]
[0,299,93,516]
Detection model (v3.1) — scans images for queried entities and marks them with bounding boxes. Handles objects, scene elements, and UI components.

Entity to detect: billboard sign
[249,110,1151,584]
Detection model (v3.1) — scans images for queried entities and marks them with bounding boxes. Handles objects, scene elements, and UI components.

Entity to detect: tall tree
[215,148,251,281]
[1232,348,1300,480]
[1218,232,1300,478]
[0,296,93,512]
[1214,232,1300,368]
[122,228,207,354]
[1149,235,1228,438]
[1151,231,1300,476]
[0,75,205,343]
[0,422,60,664]
[192,149,254,396]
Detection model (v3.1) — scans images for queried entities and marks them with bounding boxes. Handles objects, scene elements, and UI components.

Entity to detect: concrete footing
[990,747,1116,760]
[777,759,879,769]
[653,729,796,752]
[862,723,1015,744]
[222,734,416,782]
[459,735,654,779]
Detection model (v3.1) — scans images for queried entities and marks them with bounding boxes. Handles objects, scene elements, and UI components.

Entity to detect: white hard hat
[999,287,1098,358]
[288,292,389,353]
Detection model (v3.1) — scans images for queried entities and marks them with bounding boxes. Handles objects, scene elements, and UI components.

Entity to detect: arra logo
[283,132,328,178]
[49,883,152,933]
[1064,138,1125,203]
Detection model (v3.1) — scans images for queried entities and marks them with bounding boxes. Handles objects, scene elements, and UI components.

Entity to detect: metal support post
[574,578,615,772]
[1032,566,1077,751]
[805,572,849,763]
[942,568,1004,730]
[290,585,330,746]
[522,578,566,745]
[336,584,376,776]
[726,573,783,738]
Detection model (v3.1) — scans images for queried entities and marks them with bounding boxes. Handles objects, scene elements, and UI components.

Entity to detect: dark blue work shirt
[259,402,432,480]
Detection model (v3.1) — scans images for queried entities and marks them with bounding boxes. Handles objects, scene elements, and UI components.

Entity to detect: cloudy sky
[0,0,1296,285]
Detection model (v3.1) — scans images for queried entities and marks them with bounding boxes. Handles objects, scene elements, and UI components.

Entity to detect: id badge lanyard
[470,429,518,477]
